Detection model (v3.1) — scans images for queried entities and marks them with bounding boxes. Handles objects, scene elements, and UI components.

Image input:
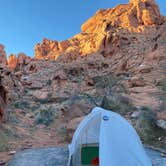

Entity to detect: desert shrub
[35,109,55,126]
[101,96,133,115]
[46,79,52,86]
[158,78,166,92]
[157,78,166,100]
[57,126,69,143]
[93,74,117,89]
[134,108,156,142]
[3,128,18,138]
[14,100,30,109]
[6,111,20,124]
[133,107,166,148]
[79,93,98,106]
[0,132,9,151]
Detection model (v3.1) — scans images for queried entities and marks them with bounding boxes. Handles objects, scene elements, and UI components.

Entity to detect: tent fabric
[67,107,152,166]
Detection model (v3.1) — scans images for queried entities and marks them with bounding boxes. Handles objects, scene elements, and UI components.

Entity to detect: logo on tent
[103,115,109,121]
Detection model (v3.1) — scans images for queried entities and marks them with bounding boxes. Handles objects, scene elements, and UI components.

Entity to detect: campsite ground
[5,147,166,166]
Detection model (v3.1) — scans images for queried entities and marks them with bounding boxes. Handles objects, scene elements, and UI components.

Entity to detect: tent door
[80,143,99,166]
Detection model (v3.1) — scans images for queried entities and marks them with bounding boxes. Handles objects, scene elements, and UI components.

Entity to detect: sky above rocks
[0,0,165,57]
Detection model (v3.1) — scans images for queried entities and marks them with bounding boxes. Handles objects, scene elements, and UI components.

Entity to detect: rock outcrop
[8,53,31,71]
[7,54,18,70]
[34,0,164,61]
[0,64,23,119]
[0,44,7,65]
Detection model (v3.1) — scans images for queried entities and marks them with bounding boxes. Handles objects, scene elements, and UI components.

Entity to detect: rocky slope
[0,0,166,164]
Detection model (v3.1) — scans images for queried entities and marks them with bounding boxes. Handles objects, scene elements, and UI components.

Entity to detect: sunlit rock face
[81,0,163,32]
[0,44,7,65]
[8,54,18,70]
[8,53,31,70]
[34,0,164,61]
[129,0,162,26]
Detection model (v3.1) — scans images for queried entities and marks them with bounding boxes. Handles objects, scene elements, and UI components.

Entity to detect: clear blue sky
[0,0,165,57]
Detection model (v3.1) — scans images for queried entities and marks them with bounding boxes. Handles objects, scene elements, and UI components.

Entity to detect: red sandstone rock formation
[34,0,164,61]
[8,54,18,70]
[8,53,31,70]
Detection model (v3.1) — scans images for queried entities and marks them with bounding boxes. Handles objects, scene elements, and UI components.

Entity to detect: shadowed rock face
[0,64,23,119]
[0,74,7,119]
[34,0,164,61]
[0,44,7,65]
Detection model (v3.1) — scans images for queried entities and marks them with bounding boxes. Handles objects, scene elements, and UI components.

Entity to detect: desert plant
[93,74,117,89]
[35,109,55,126]
[46,79,52,86]
[57,126,69,143]
[133,107,166,148]
[158,78,166,100]
[0,132,9,151]
[101,96,133,115]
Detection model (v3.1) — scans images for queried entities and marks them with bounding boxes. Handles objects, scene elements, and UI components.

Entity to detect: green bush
[0,132,9,152]
[35,109,55,126]
[158,78,166,92]
[158,78,166,100]
[93,74,117,89]
[134,108,156,142]
[57,126,69,143]
[14,100,30,109]
[133,107,166,148]
[101,96,133,115]
[46,79,52,86]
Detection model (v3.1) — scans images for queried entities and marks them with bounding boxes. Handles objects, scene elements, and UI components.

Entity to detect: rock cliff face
[0,64,23,119]
[34,0,164,60]
[7,54,18,70]
[7,53,31,71]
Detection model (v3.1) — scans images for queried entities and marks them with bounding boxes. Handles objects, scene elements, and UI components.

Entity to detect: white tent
[67,107,152,166]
